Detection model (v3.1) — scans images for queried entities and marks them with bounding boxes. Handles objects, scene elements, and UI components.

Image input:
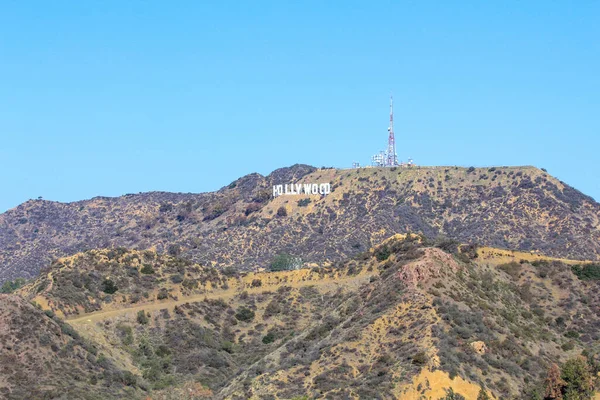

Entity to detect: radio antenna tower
[386,95,398,166]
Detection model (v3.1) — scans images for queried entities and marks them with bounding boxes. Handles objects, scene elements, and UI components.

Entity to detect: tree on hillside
[235,307,255,322]
[141,264,155,274]
[102,278,118,294]
[562,356,594,400]
[544,357,596,400]
[269,253,302,272]
[434,235,460,254]
[0,278,26,293]
[136,310,149,325]
[545,363,566,399]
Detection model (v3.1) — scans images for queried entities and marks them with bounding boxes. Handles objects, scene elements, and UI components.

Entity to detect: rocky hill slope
[13,236,600,399]
[1,164,599,283]
[0,294,145,400]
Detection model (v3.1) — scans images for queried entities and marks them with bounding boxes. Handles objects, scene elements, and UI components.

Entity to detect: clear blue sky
[1,1,599,212]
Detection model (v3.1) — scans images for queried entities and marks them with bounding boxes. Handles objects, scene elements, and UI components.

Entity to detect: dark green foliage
[565,330,580,339]
[562,342,575,351]
[101,278,118,294]
[375,245,391,261]
[141,264,155,274]
[297,198,311,207]
[235,307,255,322]
[269,253,299,272]
[571,264,600,281]
[0,278,26,293]
[221,341,234,354]
[137,310,149,325]
[276,206,288,217]
[561,356,595,399]
[262,331,276,344]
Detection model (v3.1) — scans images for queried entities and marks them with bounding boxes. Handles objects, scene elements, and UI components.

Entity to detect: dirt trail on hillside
[67,272,373,325]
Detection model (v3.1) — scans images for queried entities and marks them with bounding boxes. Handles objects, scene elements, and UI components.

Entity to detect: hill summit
[1,164,598,283]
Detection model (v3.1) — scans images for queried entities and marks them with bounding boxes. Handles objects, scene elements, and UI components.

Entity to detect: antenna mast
[386,95,398,166]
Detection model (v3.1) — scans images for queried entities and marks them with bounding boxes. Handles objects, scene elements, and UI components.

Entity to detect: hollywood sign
[273,183,331,197]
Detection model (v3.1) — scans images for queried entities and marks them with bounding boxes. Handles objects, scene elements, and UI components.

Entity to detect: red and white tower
[385,96,398,166]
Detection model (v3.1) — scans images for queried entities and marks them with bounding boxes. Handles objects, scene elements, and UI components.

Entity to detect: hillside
[1,164,599,283]
[0,294,145,400]
[15,236,600,399]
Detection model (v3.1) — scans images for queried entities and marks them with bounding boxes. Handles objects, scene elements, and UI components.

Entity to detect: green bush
[375,245,391,261]
[562,341,575,351]
[102,278,118,294]
[0,278,26,293]
[297,198,311,207]
[262,331,276,344]
[434,236,460,254]
[121,370,137,386]
[561,356,594,399]
[269,253,300,271]
[221,341,234,354]
[235,307,255,322]
[571,264,600,281]
[141,264,155,274]
[137,310,149,325]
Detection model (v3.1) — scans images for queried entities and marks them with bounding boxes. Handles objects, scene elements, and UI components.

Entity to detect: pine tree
[562,356,594,400]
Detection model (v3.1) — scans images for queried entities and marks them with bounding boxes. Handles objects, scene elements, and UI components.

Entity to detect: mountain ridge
[1,164,599,283]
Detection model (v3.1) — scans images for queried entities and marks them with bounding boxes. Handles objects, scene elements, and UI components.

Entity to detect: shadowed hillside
[1,164,599,283]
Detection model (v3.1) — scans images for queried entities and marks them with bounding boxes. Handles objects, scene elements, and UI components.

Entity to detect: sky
[1,1,599,212]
